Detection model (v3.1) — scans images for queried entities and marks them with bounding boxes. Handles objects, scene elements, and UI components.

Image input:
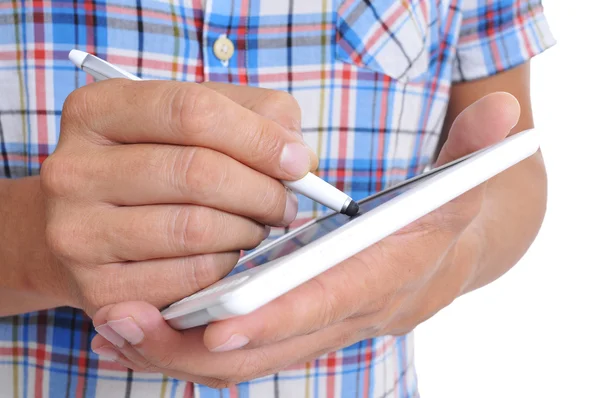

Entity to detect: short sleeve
[452,0,556,82]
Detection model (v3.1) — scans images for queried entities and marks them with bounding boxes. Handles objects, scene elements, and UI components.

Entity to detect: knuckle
[265,90,301,114]
[361,322,384,339]
[185,254,228,291]
[169,206,211,253]
[170,146,197,196]
[201,157,229,198]
[71,271,108,314]
[264,90,298,107]
[178,148,227,202]
[40,155,78,197]
[252,182,287,222]
[79,267,117,307]
[45,218,78,260]
[129,355,159,373]
[244,223,269,250]
[152,349,177,370]
[168,84,216,137]
[374,306,396,331]
[307,278,338,331]
[229,351,269,383]
[331,329,360,349]
[263,90,301,125]
[243,119,283,167]
[68,265,140,315]
[369,291,396,314]
[61,87,90,126]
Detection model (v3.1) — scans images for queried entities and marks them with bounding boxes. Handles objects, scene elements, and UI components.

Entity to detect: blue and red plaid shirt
[0,0,554,397]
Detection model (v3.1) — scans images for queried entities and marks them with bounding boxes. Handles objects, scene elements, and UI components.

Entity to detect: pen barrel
[282,173,349,213]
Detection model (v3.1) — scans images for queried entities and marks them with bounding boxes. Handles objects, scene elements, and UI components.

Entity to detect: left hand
[90,92,521,388]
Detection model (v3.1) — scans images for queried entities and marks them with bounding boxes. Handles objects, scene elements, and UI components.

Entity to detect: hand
[89,92,520,388]
[39,79,317,315]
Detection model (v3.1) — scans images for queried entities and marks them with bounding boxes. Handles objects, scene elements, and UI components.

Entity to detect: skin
[1,62,545,388]
[0,80,319,316]
[86,63,546,388]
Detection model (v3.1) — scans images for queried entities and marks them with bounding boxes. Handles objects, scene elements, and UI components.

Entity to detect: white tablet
[161,128,541,330]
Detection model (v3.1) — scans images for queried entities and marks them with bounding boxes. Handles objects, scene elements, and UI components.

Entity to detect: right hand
[39,79,317,316]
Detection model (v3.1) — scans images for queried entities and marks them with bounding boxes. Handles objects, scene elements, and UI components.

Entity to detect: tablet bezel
[161,128,541,329]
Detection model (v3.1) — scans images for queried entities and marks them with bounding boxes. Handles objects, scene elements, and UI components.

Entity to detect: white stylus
[68,49,360,216]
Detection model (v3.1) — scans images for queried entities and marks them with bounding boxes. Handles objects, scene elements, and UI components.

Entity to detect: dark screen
[232,159,461,273]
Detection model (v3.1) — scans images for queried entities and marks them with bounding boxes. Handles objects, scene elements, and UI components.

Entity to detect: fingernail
[92,346,119,361]
[96,324,126,348]
[210,334,249,352]
[283,190,298,225]
[263,226,271,239]
[107,317,145,345]
[306,143,319,170]
[280,142,310,177]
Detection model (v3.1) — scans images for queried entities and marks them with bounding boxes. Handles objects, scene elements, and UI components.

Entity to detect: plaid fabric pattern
[0,0,554,397]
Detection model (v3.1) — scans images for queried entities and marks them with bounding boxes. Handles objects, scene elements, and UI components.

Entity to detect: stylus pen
[68,49,360,216]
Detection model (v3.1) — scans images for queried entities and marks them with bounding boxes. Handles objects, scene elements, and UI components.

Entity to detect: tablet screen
[232,160,459,273]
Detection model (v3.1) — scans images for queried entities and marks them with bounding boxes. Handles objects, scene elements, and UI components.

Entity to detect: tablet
[161,128,541,330]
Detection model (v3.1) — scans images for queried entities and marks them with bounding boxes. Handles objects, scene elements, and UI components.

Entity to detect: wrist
[0,177,71,312]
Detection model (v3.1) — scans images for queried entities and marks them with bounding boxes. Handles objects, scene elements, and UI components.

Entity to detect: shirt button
[213,35,235,63]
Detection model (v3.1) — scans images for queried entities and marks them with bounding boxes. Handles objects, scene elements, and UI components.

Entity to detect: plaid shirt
[0,0,554,397]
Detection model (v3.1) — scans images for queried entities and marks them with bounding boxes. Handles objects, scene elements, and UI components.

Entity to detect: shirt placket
[201,0,245,83]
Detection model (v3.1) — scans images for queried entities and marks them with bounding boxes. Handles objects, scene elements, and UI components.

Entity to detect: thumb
[421,92,521,231]
[435,92,521,167]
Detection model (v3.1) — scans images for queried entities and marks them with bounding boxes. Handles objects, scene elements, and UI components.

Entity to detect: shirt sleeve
[452,0,556,82]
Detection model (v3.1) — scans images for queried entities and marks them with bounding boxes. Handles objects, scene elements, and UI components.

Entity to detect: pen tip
[343,200,360,217]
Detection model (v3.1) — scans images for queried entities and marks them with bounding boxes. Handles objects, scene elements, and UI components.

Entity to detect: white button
[213,35,234,63]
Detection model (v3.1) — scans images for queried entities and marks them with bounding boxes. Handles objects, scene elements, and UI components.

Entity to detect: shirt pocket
[335,0,431,82]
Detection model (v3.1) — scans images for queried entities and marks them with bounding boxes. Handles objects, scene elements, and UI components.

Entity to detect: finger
[92,301,373,385]
[202,278,348,351]
[202,82,319,170]
[91,323,234,387]
[435,92,521,167]
[93,301,210,373]
[91,333,222,384]
[58,203,267,264]
[93,301,285,380]
[44,143,297,228]
[202,83,303,134]
[198,315,374,383]
[91,309,160,374]
[422,92,521,229]
[202,240,411,351]
[203,224,464,352]
[253,314,376,374]
[74,252,240,313]
[62,79,315,180]
[91,301,302,383]
[91,336,149,372]
[92,303,193,375]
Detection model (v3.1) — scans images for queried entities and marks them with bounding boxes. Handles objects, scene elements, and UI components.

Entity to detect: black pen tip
[343,200,360,217]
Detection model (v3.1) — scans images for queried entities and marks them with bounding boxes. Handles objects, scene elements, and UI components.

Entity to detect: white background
[415,1,600,397]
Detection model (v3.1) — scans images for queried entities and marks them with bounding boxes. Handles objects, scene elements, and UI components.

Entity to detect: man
[0,0,555,396]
